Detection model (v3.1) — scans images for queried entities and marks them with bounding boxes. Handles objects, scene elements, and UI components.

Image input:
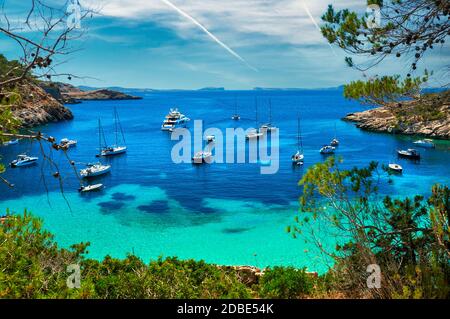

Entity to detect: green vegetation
[321,1,449,107]
[0,212,323,299]
[289,157,449,299]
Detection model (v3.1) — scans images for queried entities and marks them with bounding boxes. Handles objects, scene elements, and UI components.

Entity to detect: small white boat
[292,151,304,164]
[292,117,304,165]
[80,163,111,178]
[246,130,264,140]
[260,123,277,133]
[232,114,240,120]
[10,155,38,167]
[79,183,104,192]
[413,139,435,148]
[320,145,335,154]
[3,139,19,146]
[330,138,339,147]
[60,138,77,148]
[206,135,215,143]
[192,151,213,164]
[388,163,403,173]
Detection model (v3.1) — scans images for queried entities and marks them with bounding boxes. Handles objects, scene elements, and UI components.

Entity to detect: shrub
[259,267,314,299]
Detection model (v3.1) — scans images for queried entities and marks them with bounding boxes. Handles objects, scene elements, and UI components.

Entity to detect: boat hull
[80,166,111,178]
[11,160,38,167]
[100,147,127,157]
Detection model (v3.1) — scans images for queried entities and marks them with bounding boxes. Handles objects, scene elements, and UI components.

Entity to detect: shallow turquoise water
[1,89,449,273]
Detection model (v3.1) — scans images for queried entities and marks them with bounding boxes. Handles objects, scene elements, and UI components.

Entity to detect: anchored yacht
[161,108,190,131]
[80,163,111,178]
[10,154,38,167]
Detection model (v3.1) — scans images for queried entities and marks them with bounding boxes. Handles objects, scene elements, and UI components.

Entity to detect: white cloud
[83,0,364,46]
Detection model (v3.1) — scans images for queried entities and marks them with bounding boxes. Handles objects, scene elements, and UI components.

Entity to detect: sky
[1,0,449,89]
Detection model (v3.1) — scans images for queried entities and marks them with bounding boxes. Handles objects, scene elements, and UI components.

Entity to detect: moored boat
[80,163,111,178]
[161,108,190,131]
[320,145,335,154]
[388,163,403,173]
[192,151,213,164]
[397,148,420,160]
[98,108,127,157]
[3,139,19,146]
[10,154,38,167]
[79,183,104,192]
[291,116,304,165]
[60,138,77,148]
[413,139,435,148]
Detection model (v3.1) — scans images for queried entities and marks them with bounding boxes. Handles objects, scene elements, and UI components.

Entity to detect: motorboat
[388,163,403,173]
[3,139,19,146]
[320,145,335,154]
[80,163,111,178]
[192,151,213,164]
[413,139,435,148]
[79,183,104,192]
[161,108,190,131]
[60,138,77,148]
[206,135,215,143]
[232,98,240,120]
[330,138,339,147]
[10,155,38,167]
[397,149,421,160]
[246,129,264,140]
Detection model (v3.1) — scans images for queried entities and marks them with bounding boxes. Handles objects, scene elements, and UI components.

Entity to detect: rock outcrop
[12,83,73,127]
[40,82,142,103]
[344,91,450,140]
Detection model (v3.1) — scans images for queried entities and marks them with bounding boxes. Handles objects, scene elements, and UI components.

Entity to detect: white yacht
[3,139,19,146]
[98,108,127,157]
[206,135,215,143]
[388,163,403,173]
[330,123,339,146]
[161,108,190,131]
[80,163,111,178]
[246,98,264,140]
[60,138,77,148]
[79,183,104,192]
[292,116,304,165]
[192,151,213,164]
[320,145,336,154]
[413,139,435,148]
[260,99,277,132]
[10,155,38,167]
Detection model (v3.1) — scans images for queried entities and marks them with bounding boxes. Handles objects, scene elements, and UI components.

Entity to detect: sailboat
[260,99,277,132]
[231,96,240,120]
[98,108,127,157]
[246,98,264,140]
[330,123,339,146]
[292,116,304,165]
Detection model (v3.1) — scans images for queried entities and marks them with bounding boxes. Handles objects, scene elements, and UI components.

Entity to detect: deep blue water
[0,89,449,271]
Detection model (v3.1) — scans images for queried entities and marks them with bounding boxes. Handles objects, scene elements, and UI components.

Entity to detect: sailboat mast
[255,97,258,127]
[269,99,272,124]
[114,108,119,146]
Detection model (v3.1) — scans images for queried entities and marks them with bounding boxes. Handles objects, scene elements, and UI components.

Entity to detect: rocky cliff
[344,90,450,140]
[12,83,73,127]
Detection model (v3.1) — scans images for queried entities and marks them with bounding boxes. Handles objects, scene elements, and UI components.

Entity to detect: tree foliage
[290,157,449,298]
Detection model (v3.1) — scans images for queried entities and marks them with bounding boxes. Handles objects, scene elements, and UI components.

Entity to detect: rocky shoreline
[343,91,450,140]
[12,83,73,128]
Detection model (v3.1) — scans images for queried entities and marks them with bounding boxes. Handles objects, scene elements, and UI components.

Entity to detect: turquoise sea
[1,89,449,273]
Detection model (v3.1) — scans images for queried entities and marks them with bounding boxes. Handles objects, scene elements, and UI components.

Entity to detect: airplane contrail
[160,0,258,71]
[300,0,338,57]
